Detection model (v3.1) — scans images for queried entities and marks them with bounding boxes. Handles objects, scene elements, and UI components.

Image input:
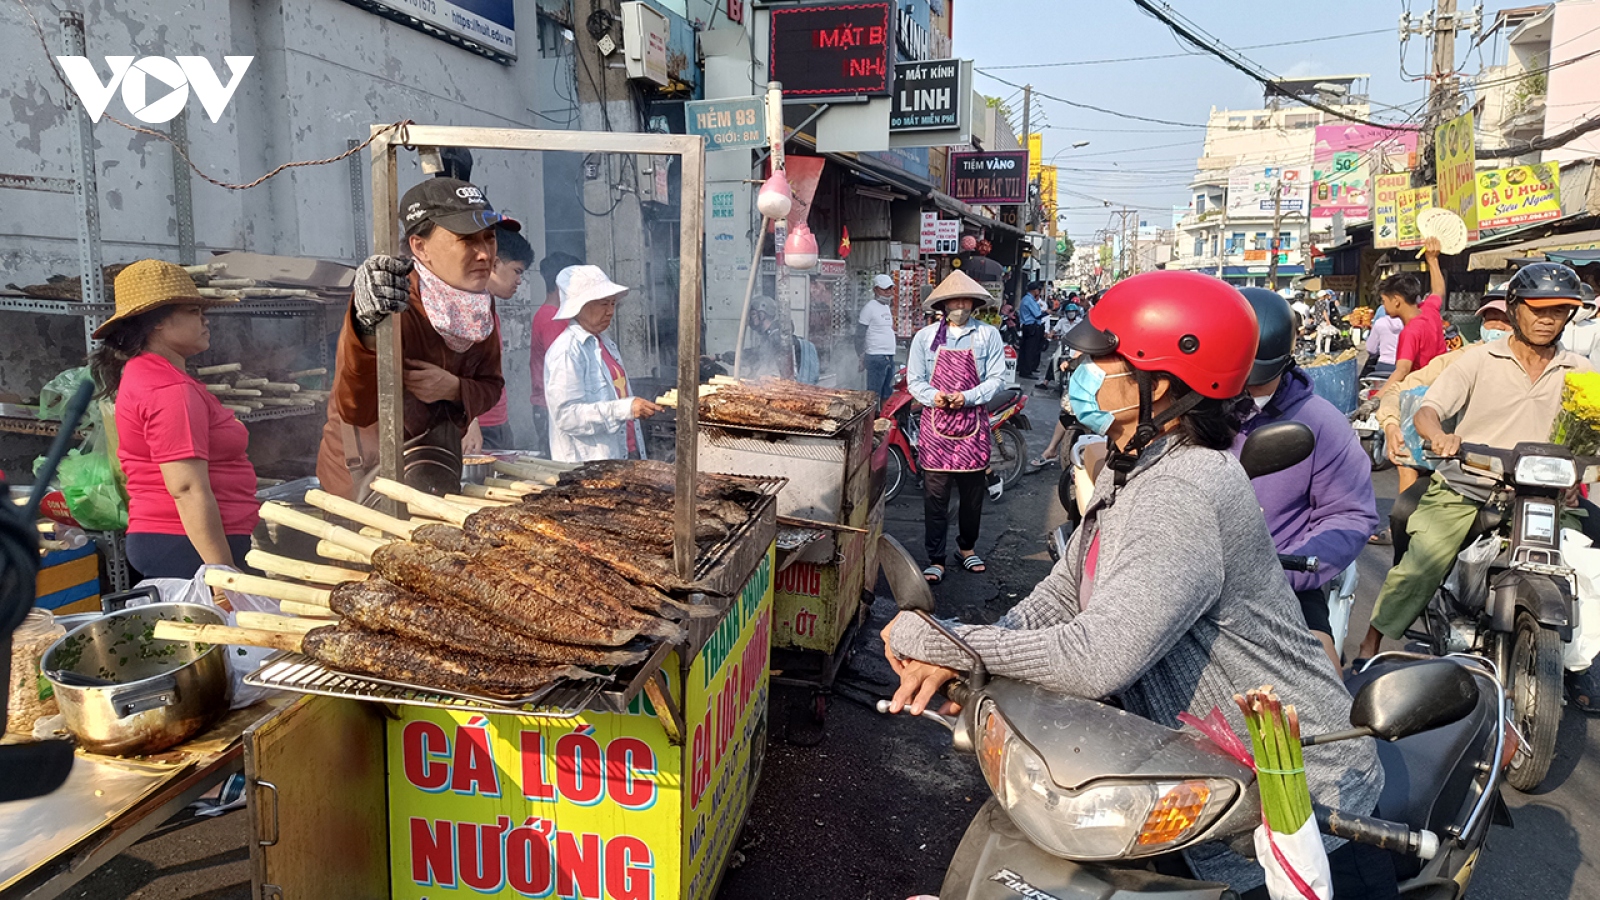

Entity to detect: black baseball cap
[399,177,521,237]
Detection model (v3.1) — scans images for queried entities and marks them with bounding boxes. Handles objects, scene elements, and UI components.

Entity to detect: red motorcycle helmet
[1064,271,1259,399]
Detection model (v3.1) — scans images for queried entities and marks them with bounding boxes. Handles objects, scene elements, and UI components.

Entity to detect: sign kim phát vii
[948,151,1028,204]
[768,2,893,98]
[891,59,960,131]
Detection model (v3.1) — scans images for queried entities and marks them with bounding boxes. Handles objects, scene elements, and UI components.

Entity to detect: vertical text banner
[1040,165,1058,237]
[1371,173,1410,249]
[1434,111,1479,239]
[1396,186,1436,249]
[1028,132,1043,183]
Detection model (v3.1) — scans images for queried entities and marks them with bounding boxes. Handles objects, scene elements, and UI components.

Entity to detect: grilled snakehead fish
[303,622,592,697]
[330,578,652,666]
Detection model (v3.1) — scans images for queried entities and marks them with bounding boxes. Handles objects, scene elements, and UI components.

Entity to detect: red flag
[839,225,852,259]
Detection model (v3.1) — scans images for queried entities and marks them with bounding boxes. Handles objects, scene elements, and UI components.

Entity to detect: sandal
[1368,528,1392,545]
[922,565,944,584]
[959,552,987,573]
[1029,455,1057,468]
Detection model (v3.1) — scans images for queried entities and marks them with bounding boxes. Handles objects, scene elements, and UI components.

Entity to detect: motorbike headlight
[977,703,1238,860]
[1515,455,1576,488]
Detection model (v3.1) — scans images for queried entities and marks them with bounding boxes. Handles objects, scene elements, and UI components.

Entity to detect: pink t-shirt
[529,302,567,408]
[1396,294,1447,370]
[477,311,509,427]
[115,353,260,535]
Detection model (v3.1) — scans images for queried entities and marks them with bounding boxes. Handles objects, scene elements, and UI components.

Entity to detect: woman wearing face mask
[882,271,1391,898]
[1231,289,1380,669]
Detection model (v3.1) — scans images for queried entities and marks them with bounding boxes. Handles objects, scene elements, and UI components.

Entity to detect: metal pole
[733,81,786,379]
[60,10,104,341]
[673,136,708,579]
[1268,181,1283,290]
[1014,84,1031,312]
[369,126,403,507]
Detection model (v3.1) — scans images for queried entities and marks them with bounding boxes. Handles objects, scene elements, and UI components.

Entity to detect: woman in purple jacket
[1234,288,1381,669]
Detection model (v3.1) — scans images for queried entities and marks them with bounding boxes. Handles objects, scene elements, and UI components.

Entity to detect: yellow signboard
[1476,163,1562,230]
[1040,164,1059,238]
[1371,173,1410,249]
[1396,186,1435,250]
[387,550,774,900]
[1028,132,1043,183]
[1434,111,1478,240]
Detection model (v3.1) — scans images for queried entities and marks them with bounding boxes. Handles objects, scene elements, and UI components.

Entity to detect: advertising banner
[1310,125,1418,221]
[388,551,774,900]
[1476,163,1562,230]
[1227,165,1309,213]
[1396,186,1436,249]
[919,212,960,254]
[768,2,893,99]
[890,59,960,130]
[1372,173,1410,249]
[1040,164,1058,237]
[949,150,1028,203]
[351,0,516,59]
[1434,111,1479,239]
[1028,132,1043,183]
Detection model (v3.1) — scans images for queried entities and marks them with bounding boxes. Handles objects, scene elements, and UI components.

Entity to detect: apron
[918,324,991,473]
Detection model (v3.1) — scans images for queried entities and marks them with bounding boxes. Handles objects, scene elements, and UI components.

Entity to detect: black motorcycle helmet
[1238,287,1295,386]
[1505,262,1584,346]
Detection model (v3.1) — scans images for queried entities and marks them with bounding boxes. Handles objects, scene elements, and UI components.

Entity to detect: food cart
[6,124,785,900]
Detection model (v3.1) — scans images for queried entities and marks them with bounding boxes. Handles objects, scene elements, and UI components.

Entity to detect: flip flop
[960,552,987,573]
[1029,456,1056,468]
[1368,529,1392,545]
[923,565,944,584]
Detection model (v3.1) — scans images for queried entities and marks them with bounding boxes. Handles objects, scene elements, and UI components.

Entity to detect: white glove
[352,254,413,329]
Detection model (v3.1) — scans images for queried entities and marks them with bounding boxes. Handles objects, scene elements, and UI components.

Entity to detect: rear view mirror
[1239,421,1315,480]
[878,534,935,613]
[1350,660,1479,741]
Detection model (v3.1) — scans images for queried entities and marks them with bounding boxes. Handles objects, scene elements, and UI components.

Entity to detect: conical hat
[923,270,993,312]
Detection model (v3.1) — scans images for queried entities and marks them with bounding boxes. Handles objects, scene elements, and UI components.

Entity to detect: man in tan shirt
[1358,264,1590,661]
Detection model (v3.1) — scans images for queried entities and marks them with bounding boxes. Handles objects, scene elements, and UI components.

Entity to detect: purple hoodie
[1231,366,1381,593]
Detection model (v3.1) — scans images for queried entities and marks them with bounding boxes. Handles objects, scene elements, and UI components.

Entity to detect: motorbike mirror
[878,534,936,613]
[1350,660,1480,741]
[1239,421,1315,480]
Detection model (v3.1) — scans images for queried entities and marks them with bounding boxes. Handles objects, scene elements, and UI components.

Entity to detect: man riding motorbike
[1356,263,1593,662]
[882,271,1390,898]
[1234,288,1380,669]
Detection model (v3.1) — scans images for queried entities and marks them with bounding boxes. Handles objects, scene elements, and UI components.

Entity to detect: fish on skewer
[557,460,761,504]
[329,578,652,666]
[463,516,698,593]
[481,501,730,548]
[303,622,593,697]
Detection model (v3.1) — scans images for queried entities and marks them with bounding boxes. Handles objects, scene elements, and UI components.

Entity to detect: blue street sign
[685,97,766,152]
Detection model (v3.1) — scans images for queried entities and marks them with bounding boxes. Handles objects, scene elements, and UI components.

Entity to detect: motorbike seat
[1345,659,1497,874]
[986,388,1021,414]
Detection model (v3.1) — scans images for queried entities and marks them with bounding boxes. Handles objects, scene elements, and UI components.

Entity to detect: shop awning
[1547,249,1600,266]
[1468,225,1600,270]
[929,190,1024,237]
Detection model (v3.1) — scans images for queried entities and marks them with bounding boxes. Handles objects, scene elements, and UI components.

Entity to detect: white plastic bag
[1253,818,1333,900]
[126,564,283,709]
[1561,528,1600,671]
[1442,533,1499,613]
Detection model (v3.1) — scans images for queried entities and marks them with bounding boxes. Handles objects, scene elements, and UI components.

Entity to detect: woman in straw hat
[905,270,1008,584]
[89,260,260,578]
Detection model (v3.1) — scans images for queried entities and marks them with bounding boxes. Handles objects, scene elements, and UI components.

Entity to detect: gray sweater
[889,438,1383,890]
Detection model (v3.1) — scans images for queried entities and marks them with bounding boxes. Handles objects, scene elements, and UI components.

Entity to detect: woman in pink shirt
[90,261,260,578]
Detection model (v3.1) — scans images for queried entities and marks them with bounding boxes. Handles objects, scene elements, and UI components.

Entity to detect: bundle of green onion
[1234,686,1311,834]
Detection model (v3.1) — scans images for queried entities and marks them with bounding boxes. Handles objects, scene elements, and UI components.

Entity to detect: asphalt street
[50,386,1600,899]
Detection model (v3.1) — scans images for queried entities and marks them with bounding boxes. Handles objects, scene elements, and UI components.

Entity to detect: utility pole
[1427,0,1461,134]
[1015,84,1033,310]
[1268,180,1284,290]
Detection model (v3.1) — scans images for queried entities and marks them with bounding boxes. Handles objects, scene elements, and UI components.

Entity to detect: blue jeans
[865,354,896,401]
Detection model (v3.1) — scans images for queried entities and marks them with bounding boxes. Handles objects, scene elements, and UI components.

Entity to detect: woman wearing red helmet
[883,271,1390,896]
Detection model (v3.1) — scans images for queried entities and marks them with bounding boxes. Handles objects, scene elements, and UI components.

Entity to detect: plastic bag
[1442,533,1499,612]
[1253,818,1333,900]
[1561,528,1600,671]
[39,447,127,531]
[37,366,91,421]
[1398,386,1434,471]
[124,565,283,710]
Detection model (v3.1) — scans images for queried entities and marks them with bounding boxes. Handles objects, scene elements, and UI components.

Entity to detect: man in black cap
[316,177,517,500]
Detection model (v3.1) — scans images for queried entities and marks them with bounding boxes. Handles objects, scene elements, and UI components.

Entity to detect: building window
[1195,196,1207,215]
[1279,231,1294,251]
[1228,232,1244,253]
[1194,237,1205,257]
[1210,236,1219,257]
[1253,232,1269,250]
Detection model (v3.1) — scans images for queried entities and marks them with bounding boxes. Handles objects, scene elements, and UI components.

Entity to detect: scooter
[1412,439,1600,791]
[881,424,1513,899]
[880,368,1032,502]
[1351,376,1393,472]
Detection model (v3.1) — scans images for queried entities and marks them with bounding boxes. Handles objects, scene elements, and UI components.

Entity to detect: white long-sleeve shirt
[543,322,645,462]
[905,320,1008,409]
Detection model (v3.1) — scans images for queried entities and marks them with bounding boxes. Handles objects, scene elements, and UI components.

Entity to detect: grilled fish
[303,622,590,697]
[329,578,652,666]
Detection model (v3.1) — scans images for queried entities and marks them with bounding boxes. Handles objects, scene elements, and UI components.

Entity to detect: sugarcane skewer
[315,540,371,565]
[153,620,305,653]
[303,489,420,539]
[244,550,367,586]
[236,612,330,635]
[280,599,341,618]
[203,569,333,607]
[258,502,385,558]
[369,478,469,526]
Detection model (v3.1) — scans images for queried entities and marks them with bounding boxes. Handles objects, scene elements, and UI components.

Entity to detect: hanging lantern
[783,223,819,270]
[756,171,793,220]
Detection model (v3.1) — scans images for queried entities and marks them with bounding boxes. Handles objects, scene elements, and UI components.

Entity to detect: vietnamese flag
[839,225,851,259]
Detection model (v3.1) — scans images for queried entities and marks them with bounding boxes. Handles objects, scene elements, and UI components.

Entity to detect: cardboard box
[34,543,100,614]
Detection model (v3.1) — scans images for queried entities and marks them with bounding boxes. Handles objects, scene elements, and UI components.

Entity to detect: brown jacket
[316,271,503,499]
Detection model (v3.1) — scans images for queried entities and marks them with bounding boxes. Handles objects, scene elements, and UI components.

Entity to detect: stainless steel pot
[41,602,230,756]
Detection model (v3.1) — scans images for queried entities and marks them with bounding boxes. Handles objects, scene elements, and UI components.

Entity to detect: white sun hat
[554,265,629,320]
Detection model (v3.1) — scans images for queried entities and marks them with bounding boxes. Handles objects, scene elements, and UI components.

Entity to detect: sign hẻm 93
[768,2,893,98]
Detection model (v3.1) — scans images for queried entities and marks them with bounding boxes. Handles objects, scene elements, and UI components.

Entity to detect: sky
[953,0,1457,242]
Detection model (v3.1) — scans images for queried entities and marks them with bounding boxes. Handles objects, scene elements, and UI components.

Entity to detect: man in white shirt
[859,273,899,401]
[543,266,661,462]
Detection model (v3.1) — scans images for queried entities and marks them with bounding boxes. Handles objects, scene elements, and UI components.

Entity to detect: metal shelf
[0,401,320,438]
[236,405,323,423]
[0,295,330,318]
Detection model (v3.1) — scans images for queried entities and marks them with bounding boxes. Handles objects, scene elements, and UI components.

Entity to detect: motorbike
[880,367,1032,502]
[881,423,1513,900]
[1351,376,1393,472]
[1412,439,1600,791]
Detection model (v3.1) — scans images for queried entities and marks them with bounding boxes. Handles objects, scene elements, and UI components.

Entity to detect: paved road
[52,394,1600,898]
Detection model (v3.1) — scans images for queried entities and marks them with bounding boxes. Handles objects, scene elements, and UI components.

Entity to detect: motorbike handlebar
[1278,554,1318,573]
[1314,804,1439,860]
[947,681,975,710]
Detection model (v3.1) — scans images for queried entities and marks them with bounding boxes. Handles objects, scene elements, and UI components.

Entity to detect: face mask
[1482,326,1512,341]
[1068,361,1135,435]
[1253,394,1271,410]
[1576,305,1596,324]
[944,307,972,327]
